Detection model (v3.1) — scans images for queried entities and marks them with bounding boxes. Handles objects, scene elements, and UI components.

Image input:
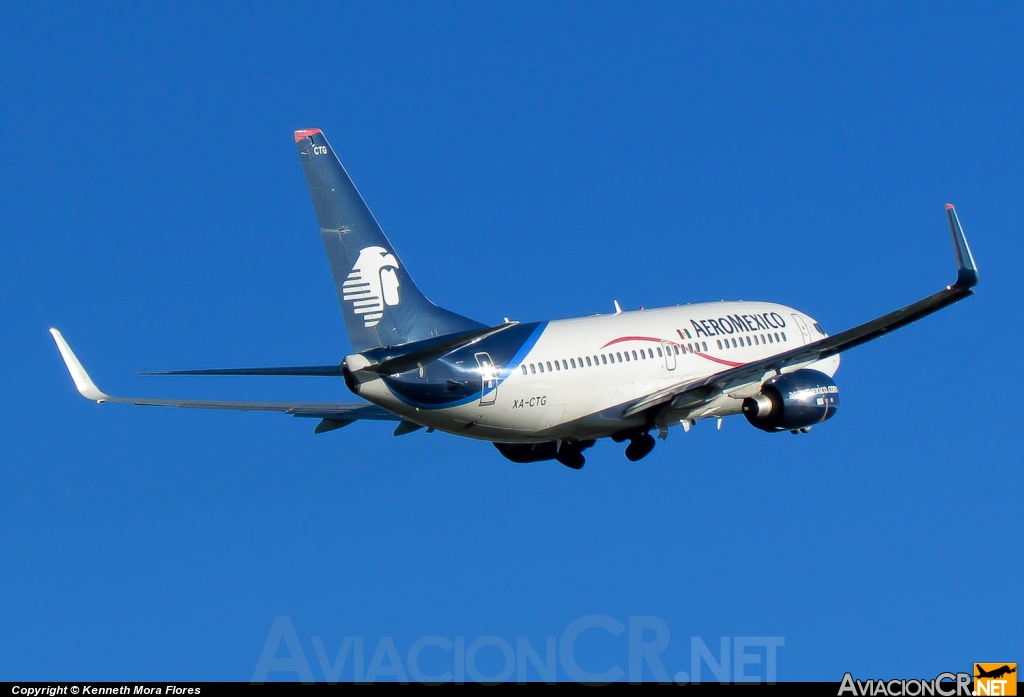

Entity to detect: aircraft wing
[625,204,979,419]
[49,329,401,429]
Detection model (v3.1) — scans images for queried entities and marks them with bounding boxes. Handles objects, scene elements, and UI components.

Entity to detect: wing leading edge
[625,204,979,418]
[49,329,400,428]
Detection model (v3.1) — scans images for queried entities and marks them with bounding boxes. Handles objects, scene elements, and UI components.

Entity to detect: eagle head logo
[342,246,401,328]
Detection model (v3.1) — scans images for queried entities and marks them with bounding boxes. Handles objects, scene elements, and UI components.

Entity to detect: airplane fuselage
[353,300,841,443]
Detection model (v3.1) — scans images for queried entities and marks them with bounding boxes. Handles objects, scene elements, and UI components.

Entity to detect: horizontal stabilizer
[359,322,516,376]
[139,365,344,377]
[144,326,522,381]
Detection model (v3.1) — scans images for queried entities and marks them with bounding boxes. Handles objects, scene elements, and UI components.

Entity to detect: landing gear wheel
[624,433,656,461]
[557,449,586,469]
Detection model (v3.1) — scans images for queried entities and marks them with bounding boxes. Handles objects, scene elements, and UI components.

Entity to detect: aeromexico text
[688,312,787,339]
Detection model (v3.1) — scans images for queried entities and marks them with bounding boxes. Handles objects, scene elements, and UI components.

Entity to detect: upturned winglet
[945,204,979,289]
[50,328,108,402]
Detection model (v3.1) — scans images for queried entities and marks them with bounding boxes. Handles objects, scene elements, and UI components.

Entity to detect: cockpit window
[813,322,825,335]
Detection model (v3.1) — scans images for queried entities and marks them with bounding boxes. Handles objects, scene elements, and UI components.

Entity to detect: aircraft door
[791,314,811,345]
[475,352,498,406]
[661,341,677,371]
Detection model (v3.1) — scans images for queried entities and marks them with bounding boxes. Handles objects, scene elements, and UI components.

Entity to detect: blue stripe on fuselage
[500,322,547,379]
[382,321,547,410]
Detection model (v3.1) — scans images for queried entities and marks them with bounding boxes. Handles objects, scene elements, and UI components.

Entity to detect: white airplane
[51,128,980,469]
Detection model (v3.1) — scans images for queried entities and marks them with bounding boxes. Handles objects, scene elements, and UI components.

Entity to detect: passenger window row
[675,341,708,355]
[717,332,786,350]
[516,330,791,376]
[518,341,709,375]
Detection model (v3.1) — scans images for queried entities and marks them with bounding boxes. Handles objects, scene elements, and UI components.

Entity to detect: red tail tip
[945,203,955,210]
[294,128,322,142]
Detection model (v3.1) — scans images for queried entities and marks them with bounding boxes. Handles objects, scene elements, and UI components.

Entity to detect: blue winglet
[945,204,979,289]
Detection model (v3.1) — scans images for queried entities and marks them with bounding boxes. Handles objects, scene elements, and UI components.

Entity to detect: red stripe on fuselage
[601,336,664,348]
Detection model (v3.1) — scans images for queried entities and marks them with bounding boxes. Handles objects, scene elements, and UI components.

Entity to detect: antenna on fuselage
[613,300,622,315]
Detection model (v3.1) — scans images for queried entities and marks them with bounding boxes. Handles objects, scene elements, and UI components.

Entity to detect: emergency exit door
[791,314,811,345]
[661,341,677,370]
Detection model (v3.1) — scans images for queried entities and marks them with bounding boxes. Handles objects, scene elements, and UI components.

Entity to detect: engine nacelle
[742,369,840,432]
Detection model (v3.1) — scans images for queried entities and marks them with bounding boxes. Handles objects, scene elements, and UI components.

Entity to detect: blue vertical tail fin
[294,129,484,352]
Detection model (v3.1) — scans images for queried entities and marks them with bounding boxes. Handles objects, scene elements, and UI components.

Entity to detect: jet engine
[742,369,840,432]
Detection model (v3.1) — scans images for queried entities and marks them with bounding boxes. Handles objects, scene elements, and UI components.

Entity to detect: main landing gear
[625,433,656,461]
[556,447,586,470]
[612,430,657,461]
[494,433,658,468]
[493,440,595,469]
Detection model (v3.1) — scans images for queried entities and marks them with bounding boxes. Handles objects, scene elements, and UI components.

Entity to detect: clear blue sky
[1,1,1020,682]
